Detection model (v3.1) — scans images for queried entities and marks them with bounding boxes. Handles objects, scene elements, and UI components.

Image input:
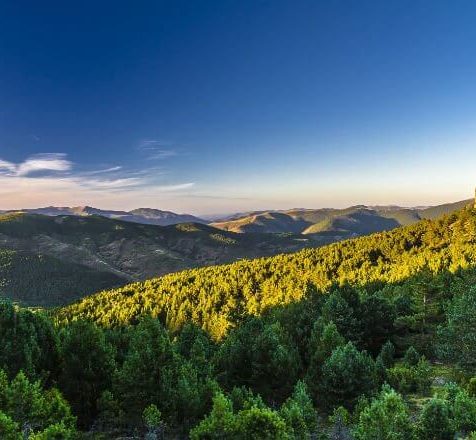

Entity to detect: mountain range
[0,212,312,305]
[1,206,206,226]
[0,198,471,306]
[210,199,471,236]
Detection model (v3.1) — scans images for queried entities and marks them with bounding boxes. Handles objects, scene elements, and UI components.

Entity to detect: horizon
[1,1,476,214]
[0,194,472,219]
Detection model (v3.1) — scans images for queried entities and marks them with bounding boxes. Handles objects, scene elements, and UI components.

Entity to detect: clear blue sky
[1,0,475,214]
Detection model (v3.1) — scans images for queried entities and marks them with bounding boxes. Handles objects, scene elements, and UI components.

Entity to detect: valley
[0,212,313,305]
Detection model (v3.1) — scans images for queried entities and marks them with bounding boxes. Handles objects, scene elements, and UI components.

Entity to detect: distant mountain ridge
[4,206,206,226]
[210,199,472,235]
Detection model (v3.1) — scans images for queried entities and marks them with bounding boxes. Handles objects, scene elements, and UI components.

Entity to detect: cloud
[0,153,72,177]
[0,160,16,173]
[138,139,178,160]
[0,153,196,209]
[153,183,195,192]
[81,166,123,176]
[16,153,72,176]
[148,150,177,160]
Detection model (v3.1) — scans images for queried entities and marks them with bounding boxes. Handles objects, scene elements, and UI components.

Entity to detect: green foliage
[354,387,415,440]
[377,340,395,369]
[59,320,115,427]
[468,378,476,397]
[0,412,20,440]
[215,319,300,399]
[229,387,266,412]
[387,358,432,394]
[176,323,215,376]
[3,206,476,436]
[0,247,125,307]
[57,208,476,340]
[233,406,289,439]
[403,346,420,366]
[95,390,124,433]
[452,390,476,433]
[0,370,76,438]
[438,287,476,370]
[191,391,296,439]
[418,398,452,440]
[308,320,346,368]
[29,422,76,440]
[189,392,235,439]
[329,406,351,426]
[306,320,346,400]
[143,404,163,434]
[0,301,59,381]
[320,290,362,344]
[114,318,177,421]
[320,342,377,409]
[280,381,317,438]
[359,293,396,354]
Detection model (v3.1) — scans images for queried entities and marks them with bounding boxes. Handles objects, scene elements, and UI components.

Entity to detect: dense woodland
[0,212,317,306]
[2,207,476,438]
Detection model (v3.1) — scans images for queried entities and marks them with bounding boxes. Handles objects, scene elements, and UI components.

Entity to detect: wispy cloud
[0,153,72,177]
[81,166,123,176]
[0,152,196,209]
[138,139,178,160]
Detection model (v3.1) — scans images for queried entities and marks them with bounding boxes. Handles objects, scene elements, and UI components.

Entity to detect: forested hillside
[58,206,476,339]
[0,212,314,306]
[2,208,476,438]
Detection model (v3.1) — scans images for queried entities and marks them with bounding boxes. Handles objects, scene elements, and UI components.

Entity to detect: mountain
[7,205,206,226]
[57,204,476,340]
[1,199,471,307]
[210,200,473,237]
[0,212,314,306]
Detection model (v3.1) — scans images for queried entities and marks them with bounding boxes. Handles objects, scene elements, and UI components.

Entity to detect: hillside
[0,212,316,305]
[8,205,207,226]
[210,200,472,237]
[7,205,476,439]
[57,205,476,339]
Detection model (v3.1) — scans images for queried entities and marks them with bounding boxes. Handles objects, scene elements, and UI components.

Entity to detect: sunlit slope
[57,207,476,339]
[0,212,314,305]
[211,201,472,236]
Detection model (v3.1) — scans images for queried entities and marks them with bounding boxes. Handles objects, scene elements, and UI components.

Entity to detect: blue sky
[1,0,475,214]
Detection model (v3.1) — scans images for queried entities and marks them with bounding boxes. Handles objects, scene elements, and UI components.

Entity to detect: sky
[1,0,476,215]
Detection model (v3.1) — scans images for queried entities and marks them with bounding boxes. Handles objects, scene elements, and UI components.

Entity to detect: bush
[190,392,289,439]
[403,346,420,366]
[354,386,415,440]
[190,393,235,439]
[29,423,76,440]
[418,398,452,440]
[280,381,317,438]
[378,341,395,369]
[234,407,288,439]
[437,287,476,370]
[0,411,20,440]
[467,378,476,397]
[320,342,377,408]
[387,358,431,394]
[452,390,476,433]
